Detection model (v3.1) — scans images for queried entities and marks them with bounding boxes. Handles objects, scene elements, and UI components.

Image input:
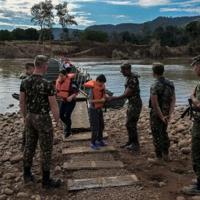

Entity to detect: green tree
[12,28,26,40]
[41,28,54,41]
[153,26,164,41]
[130,33,138,44]
[186,21,200,40]
[0,30,13,41]
[55,2,77,40]
[120,31,132,43]
[25,28,39,40]
[31,0,54,42]
[82,30,108,42]
[72,30,81,41]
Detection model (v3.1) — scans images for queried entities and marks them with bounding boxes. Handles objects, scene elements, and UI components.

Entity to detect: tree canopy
[31,0,77,42]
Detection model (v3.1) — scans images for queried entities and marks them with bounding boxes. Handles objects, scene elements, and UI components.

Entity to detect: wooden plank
[63,160,124,170]
[71,102,90,129]
[63,132,108,142]
[67,175,138,191]
[62,146,116,155]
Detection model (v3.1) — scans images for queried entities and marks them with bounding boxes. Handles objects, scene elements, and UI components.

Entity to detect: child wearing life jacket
[84,74,107,150]
[56,70,78,137]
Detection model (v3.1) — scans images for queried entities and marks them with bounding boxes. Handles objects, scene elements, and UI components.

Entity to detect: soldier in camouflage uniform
[19,55,61,189]
[109,62,142,152]
[20,63,35,79]
[182,55,200,195]
[20,63,35,151]
[149,63,175,161]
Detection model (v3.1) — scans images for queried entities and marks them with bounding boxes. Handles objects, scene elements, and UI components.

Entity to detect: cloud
[0,0,200,30]
[138,0,170,7]
[74,16,95,27]
[114,15,128,19]
[0,21,39,29]
[0,0,94,29]
[104,1,136,5]
[103,0,170,7]
[160,0,200,13]
[160,7,200,14]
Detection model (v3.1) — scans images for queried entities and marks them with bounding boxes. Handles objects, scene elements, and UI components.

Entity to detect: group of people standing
[19,54,200,195]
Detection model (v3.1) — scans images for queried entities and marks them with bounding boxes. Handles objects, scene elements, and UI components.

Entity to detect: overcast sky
[0,0,200,30]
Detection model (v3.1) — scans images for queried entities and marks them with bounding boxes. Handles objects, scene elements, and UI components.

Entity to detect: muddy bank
[0,41,199,60]
[0,106,197,199]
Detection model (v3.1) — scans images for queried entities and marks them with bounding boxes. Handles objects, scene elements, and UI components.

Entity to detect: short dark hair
[25,63,34,70]
[121,62,131,70]
[191,55,200,66]
[152,63,164,75]
[34,55,48,68]
[96,74,106,83]
[59,69,67,75]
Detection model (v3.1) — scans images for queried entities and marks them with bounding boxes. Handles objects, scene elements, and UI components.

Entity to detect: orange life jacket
[56,73,75,99]
[84,80,105,109]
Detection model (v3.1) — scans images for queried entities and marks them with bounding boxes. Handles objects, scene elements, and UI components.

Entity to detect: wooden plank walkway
[62,146,116,155]
[63,160,124,170]
[62,101,139,192]
[63,132,108,142]
[71,101,90,129]
[67,175,138,191]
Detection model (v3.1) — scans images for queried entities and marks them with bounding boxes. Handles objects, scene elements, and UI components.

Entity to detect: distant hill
[52,16,200,39]
[87,16,200,34]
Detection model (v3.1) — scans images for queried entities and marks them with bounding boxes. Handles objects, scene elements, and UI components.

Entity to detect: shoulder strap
[159,78,174,91]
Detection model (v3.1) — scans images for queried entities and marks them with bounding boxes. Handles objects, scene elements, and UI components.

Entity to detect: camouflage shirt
[125,73,141,104]
[20,74,55,114]
[195,81,200,101]
[150,77,175,115]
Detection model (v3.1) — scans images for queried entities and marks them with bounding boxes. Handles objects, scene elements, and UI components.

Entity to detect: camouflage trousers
[192,119,200,178]
[126,99,142,146]
[23,113,53,172]
[150,111,170,158]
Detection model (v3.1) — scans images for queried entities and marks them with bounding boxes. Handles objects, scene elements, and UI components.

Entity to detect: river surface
[0,58,198,113]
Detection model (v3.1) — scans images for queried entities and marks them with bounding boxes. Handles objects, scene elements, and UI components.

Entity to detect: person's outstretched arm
[19,91,26,118]
[48,95,60,124]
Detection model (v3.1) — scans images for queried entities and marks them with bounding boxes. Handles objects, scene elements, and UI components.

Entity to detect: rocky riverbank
[0,106,198,200]
[0,41,199,60]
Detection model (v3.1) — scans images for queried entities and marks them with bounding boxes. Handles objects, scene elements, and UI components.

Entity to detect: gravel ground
[0,106,197,200]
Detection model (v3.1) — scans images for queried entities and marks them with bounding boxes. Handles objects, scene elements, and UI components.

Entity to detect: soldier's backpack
[149,78,175,109]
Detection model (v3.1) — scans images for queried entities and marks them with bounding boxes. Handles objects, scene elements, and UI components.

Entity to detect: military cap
[121,62,131,69]
[191,55,200,66]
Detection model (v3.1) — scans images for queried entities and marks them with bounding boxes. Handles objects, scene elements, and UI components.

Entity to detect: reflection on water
[0,59,198,113]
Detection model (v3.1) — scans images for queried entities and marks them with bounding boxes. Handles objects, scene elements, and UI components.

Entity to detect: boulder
[178,140,189,148]
[0,195,7,200]
[3,188,14,195]
[181,147,191,154]
[17,192,29,198]
[192,196,200,200]
[176,125,186,133]
[3,173,16,180]
[176,196,185,200]
[10,155,23,164]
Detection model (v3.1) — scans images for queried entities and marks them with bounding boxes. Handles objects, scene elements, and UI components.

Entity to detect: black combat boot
[64,125,72,138]
[127,143,140,152]
[42,170,61,189]
[120,142,132,148]
[23,167,35,184]
[182,178,200,195]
